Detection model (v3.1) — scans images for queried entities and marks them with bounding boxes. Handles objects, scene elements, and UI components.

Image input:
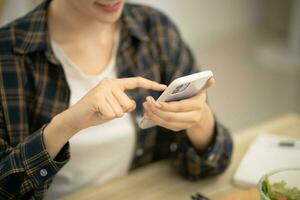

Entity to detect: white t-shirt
[45,34,136,199]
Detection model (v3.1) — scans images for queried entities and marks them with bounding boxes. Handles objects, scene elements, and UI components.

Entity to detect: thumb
[200,78,215,93]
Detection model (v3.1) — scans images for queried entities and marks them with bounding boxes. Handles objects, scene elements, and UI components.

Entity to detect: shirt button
[208,154,215,162]
[40,169,48,177]
[135,148,144,157]
[170,142,178,152]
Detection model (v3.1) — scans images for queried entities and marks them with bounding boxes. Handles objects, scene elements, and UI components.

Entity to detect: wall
[0,0,35,26]
[130,0,256,46]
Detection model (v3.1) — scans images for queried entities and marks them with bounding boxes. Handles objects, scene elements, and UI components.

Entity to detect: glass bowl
[257,168,300,200]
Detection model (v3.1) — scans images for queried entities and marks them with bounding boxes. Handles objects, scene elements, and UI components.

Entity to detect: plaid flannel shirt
[0,1,233,199]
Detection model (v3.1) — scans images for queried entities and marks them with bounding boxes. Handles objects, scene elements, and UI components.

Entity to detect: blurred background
[0,0,299,132]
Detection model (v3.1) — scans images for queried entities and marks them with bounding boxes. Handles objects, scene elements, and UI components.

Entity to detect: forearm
[43,110,78,159]
[186,103,215,152]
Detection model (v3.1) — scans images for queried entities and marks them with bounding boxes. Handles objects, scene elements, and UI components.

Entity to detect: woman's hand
[64,77,167,133]
[143,78,215,151]
[44,77,166,159]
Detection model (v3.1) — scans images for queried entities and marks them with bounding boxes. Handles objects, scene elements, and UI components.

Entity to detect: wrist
[52,110,80,138]
[43,111,78,159]
[187,103,215,151]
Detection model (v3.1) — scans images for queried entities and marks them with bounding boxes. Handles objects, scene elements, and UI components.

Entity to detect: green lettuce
[262,177,300,200]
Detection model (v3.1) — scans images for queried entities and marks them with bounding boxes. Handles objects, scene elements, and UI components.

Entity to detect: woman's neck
[48,0,118,43]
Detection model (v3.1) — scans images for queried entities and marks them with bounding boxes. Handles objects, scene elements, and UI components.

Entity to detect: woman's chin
[96,16,121,24]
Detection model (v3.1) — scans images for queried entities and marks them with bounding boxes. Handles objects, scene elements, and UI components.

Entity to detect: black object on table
[191,192,210,200]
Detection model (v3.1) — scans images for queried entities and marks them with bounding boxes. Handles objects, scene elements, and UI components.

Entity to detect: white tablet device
[138,70,214,129]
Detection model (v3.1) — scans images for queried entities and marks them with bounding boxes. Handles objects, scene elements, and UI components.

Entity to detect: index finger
[118,77,167,91]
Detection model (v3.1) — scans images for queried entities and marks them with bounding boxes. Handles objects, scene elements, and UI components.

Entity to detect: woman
[0,0,233,199]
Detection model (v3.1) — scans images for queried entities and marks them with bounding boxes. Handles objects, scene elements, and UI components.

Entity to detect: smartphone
[138,70,214,129]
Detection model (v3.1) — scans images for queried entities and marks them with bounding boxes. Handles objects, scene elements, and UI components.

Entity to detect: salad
[261,178,300,200]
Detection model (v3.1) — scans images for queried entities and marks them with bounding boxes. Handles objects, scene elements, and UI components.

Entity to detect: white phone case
[139,70,213,129]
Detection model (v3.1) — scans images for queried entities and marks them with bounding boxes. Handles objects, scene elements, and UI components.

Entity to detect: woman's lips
[95,1,122,13]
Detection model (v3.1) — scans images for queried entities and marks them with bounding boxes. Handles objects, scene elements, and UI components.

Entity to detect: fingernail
[143,102,148,110]
[149,97,160,107]
[147,98,153,107]
[149,97,156,107]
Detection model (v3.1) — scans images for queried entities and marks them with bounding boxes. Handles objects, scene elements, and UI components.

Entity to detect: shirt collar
[13,1,149,56]
[13,0,51,55]
[121,4,149,42]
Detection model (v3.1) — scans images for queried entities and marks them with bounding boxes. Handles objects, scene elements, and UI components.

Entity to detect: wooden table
[61,113,300,200]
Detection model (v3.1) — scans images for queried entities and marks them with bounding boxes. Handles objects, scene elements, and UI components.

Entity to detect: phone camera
[172,83,190,94]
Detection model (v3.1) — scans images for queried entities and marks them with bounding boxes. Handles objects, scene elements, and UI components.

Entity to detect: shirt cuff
[20,125,70,188]
[185,119,233,171]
